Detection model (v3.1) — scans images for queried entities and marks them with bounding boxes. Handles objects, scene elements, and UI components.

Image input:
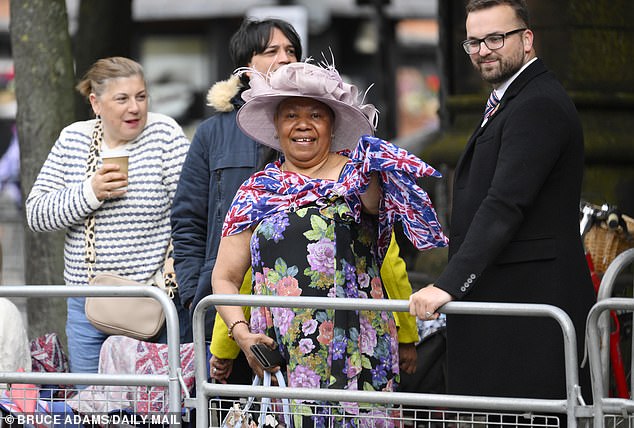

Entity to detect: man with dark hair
[409,0,594,404]
[171,18,302,384]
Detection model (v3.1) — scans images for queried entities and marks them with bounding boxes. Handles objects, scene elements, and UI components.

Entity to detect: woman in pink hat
[212,60,448,426]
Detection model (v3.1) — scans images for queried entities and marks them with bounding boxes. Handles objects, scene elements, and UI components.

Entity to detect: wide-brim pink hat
[236,61,378,152]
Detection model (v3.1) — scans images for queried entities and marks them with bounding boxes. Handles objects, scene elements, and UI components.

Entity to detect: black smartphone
[250,343,283,369]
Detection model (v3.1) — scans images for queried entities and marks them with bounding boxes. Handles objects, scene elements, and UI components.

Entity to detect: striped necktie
[483,90,500,120]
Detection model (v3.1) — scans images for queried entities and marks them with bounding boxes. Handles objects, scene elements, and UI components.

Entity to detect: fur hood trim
[206,75,243,113]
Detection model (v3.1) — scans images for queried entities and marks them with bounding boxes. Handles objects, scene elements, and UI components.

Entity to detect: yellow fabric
[210,235,418,359]
[209,269,251,359]
[381,238,419,344]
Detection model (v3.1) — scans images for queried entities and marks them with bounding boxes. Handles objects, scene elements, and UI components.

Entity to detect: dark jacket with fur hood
[170,75,277,337]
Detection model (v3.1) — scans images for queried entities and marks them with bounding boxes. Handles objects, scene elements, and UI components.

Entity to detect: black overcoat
[435,58,595,400]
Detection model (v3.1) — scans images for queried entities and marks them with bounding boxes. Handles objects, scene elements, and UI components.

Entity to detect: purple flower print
[289,365,321,389]
[307,238,335,275]
[390,337,400,373]
[298,338,315,354]
[250,237,261,266]
[346,281,359,298]
[270,214,290,243]
[302,319,318,336]
[345,357,362,378]
[331,337,347,360]
[311,415,326,426]
[359,317,378,355]
[371,364,387,389]
[271,307,295,336]
[250,308,268,334]
[341,400,360,416]
[358,273,370,289]
[340,382,360,417]
[361,412,393,428]
[371,363,388,386]
[344,262,356,282]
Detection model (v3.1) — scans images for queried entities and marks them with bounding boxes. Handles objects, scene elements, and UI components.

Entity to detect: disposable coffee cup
[102,149,129,175]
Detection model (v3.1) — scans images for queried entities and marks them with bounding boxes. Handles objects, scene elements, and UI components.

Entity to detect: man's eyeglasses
[462,28,527,54]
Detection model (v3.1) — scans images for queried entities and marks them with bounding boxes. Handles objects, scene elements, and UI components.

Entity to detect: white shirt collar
[494,57,538,100]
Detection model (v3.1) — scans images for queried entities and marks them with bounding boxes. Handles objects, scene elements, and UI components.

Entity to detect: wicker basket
[584,213,634,274]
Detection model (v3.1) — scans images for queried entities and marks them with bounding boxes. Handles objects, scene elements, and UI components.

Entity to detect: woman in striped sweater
[25,57,190,375]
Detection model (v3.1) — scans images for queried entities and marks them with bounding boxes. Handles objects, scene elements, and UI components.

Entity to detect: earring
[95,114,101,120]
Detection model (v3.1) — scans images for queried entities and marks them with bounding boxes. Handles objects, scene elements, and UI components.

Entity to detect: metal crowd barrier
[0,285,183,427]
[587,298,634,426]
[192,294,589,428]
[594,248,634,396]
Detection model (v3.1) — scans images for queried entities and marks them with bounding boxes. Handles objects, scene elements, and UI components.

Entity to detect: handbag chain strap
[83,119,178,297]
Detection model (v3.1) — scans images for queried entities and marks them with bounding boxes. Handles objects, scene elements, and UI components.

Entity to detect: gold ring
[425,311,433,319]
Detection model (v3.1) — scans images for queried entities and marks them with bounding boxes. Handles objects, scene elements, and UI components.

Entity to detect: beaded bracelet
[227,319,250,340]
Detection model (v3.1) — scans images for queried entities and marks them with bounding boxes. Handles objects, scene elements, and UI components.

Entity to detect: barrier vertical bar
[192,297,210,428]
[0,285,182,427]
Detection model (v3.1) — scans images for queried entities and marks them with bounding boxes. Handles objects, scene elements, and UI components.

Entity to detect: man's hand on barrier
[409,284,452,320]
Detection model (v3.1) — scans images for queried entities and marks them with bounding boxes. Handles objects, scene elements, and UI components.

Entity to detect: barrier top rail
[192,294,583,428]
[0,285,183,423]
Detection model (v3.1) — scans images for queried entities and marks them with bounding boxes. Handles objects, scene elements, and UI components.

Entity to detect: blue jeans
[66,297,108,376]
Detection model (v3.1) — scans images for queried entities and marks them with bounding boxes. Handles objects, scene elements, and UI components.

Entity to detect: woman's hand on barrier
[235,332,277,379]
[209,355,234,384]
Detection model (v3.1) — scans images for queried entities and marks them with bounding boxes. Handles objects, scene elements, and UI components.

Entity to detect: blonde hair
[76,56,145,98]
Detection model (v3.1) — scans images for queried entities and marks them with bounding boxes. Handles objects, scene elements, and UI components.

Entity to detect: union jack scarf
[222,135,448,260]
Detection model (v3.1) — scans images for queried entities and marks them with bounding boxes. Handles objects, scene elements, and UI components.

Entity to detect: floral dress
[250,197,400,426]
[223,136,449,427]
